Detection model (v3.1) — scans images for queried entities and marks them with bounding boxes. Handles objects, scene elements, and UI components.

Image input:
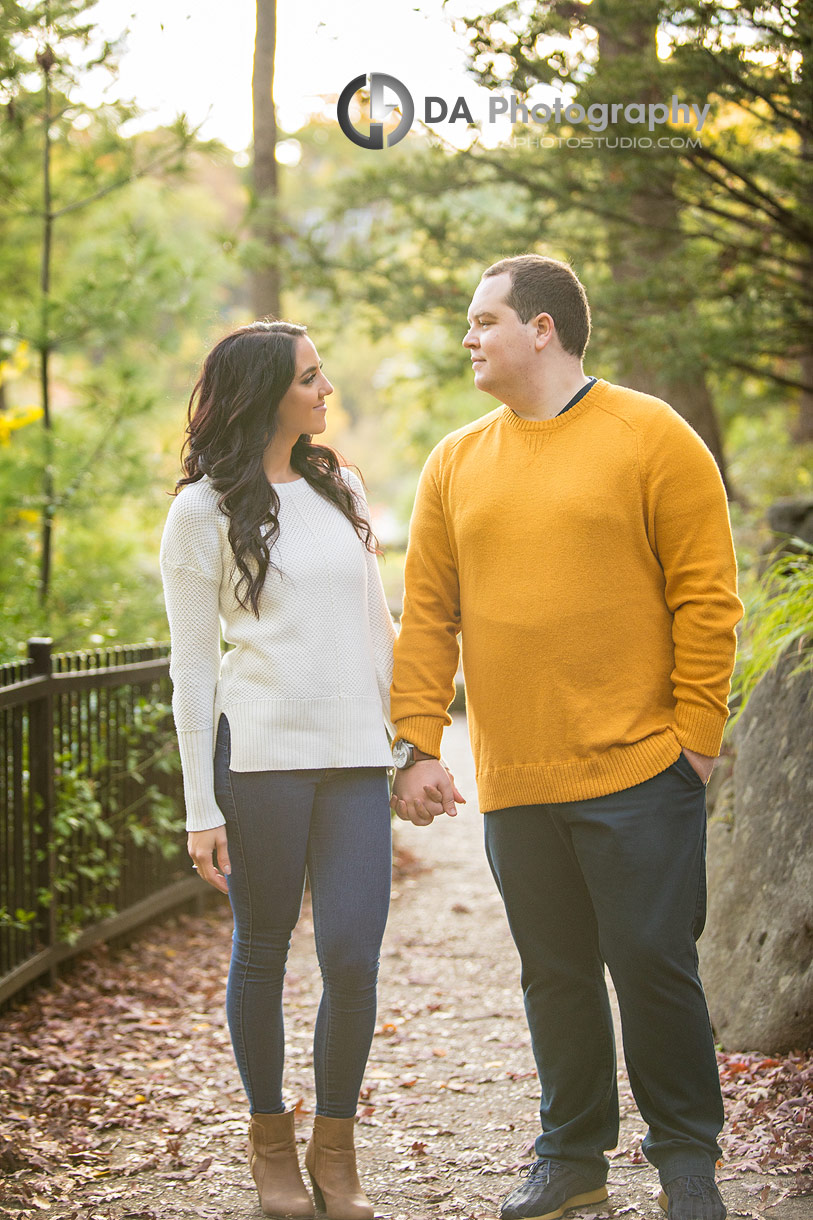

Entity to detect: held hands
[188,827,231,895]
[390,759,466,827]
[682,746,717,784]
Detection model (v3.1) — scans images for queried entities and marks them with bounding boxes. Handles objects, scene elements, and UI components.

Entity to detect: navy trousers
[484,753,724,1186]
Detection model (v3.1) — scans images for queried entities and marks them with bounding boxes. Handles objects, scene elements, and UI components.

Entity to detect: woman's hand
[188,827,231,895]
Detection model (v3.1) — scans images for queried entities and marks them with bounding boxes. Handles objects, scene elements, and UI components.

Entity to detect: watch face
[392,739,412,768]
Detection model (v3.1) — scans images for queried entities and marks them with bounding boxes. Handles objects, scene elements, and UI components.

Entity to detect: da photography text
[337,73,711,150]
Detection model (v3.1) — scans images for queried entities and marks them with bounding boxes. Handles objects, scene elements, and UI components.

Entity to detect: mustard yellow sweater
[391,380,743,811]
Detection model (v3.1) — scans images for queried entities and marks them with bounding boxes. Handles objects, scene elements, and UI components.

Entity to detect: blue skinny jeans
[213,714,392,1117]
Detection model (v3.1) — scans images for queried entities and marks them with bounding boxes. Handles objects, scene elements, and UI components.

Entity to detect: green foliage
[0,2,808,692]
[37,694,184,943]
[285,0,811,469]
[457,0,812,389]
[730,543,813,727]
[727,409,813,511]
[0,0,236,632]
[0,905,38,933]
[0,3,241,656]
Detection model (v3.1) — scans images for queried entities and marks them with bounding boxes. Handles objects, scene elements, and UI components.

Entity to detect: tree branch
[684,152,810,242]
[697,45,804,133]
[727,359,813,394]
[682,224,810,278]
[55,401,141,509]
[51,138,194,220]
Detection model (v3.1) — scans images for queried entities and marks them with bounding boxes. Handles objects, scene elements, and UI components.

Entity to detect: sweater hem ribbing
[216,696,394,772]
[476,730,683,811]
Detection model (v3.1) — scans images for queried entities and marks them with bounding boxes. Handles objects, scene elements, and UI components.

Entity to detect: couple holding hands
[160,255,742,1220]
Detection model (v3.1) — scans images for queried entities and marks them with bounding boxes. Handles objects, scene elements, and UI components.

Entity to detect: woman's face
[275,336,334,438]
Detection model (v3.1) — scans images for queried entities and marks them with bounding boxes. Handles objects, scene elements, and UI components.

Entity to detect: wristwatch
[391,739,434,770]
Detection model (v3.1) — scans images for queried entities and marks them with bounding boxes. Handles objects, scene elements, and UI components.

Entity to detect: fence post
[28,638,57,986]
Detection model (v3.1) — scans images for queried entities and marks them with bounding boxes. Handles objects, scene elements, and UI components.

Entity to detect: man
[389,255,742,1220]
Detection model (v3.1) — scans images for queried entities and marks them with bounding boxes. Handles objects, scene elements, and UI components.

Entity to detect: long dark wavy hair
[175,320,378,617]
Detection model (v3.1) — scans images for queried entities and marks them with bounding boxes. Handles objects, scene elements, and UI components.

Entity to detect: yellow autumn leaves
[0,341,43,446]
[0,405,43,446]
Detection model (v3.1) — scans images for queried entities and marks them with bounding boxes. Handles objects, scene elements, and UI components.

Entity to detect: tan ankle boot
[305,1115,373,1220]
[248,1110,314,1219]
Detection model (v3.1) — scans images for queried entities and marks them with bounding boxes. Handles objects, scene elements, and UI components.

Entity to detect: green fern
[730,540,813,726]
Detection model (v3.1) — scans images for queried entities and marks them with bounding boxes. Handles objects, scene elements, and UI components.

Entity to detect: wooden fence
[0,638,199,1008]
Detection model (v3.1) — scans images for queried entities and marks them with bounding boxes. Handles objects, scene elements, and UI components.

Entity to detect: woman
[160,321,396,1220]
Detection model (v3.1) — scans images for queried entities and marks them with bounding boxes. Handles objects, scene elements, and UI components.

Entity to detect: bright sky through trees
[84,0,498,149]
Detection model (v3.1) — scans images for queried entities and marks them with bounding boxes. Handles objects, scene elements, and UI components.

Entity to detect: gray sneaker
[658,1177,726,1220]
[500,1158,608,1220]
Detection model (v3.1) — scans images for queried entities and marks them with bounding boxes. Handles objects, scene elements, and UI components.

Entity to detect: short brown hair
[483,255,591,358]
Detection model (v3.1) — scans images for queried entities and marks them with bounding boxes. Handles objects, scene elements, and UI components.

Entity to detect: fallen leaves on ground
[1,840,811,1218]
[0,910,242,1215]
[717,1051,812,1173]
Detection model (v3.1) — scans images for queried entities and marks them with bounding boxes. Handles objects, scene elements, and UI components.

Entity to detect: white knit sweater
[160,469,396,831]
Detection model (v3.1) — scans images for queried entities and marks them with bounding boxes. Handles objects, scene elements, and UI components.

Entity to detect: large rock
[699,651,813,1052]
[765,497,813,550]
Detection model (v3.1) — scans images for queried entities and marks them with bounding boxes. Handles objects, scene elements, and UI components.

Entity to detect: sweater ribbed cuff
[394,715,447,759]
[186,802,226,833]
[177,729,226,832]
[673,702,729,758]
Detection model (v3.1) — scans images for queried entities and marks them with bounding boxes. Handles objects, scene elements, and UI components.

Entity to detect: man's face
[462,272,538,400]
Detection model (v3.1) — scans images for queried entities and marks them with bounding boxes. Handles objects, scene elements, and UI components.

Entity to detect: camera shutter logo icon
[337,73,415,149]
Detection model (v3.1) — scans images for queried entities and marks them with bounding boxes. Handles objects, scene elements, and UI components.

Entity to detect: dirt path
[2,714,811,1220]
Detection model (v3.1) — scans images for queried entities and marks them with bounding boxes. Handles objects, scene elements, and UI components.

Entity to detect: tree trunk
[608,184,729,485]
[793,28,813,443]
[794,353,813,442]
[38,39,55,607]
[595,0,730,491]
[251,0,281,320]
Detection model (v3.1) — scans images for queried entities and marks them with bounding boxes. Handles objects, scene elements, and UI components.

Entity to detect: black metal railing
[0,638,198,1007]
